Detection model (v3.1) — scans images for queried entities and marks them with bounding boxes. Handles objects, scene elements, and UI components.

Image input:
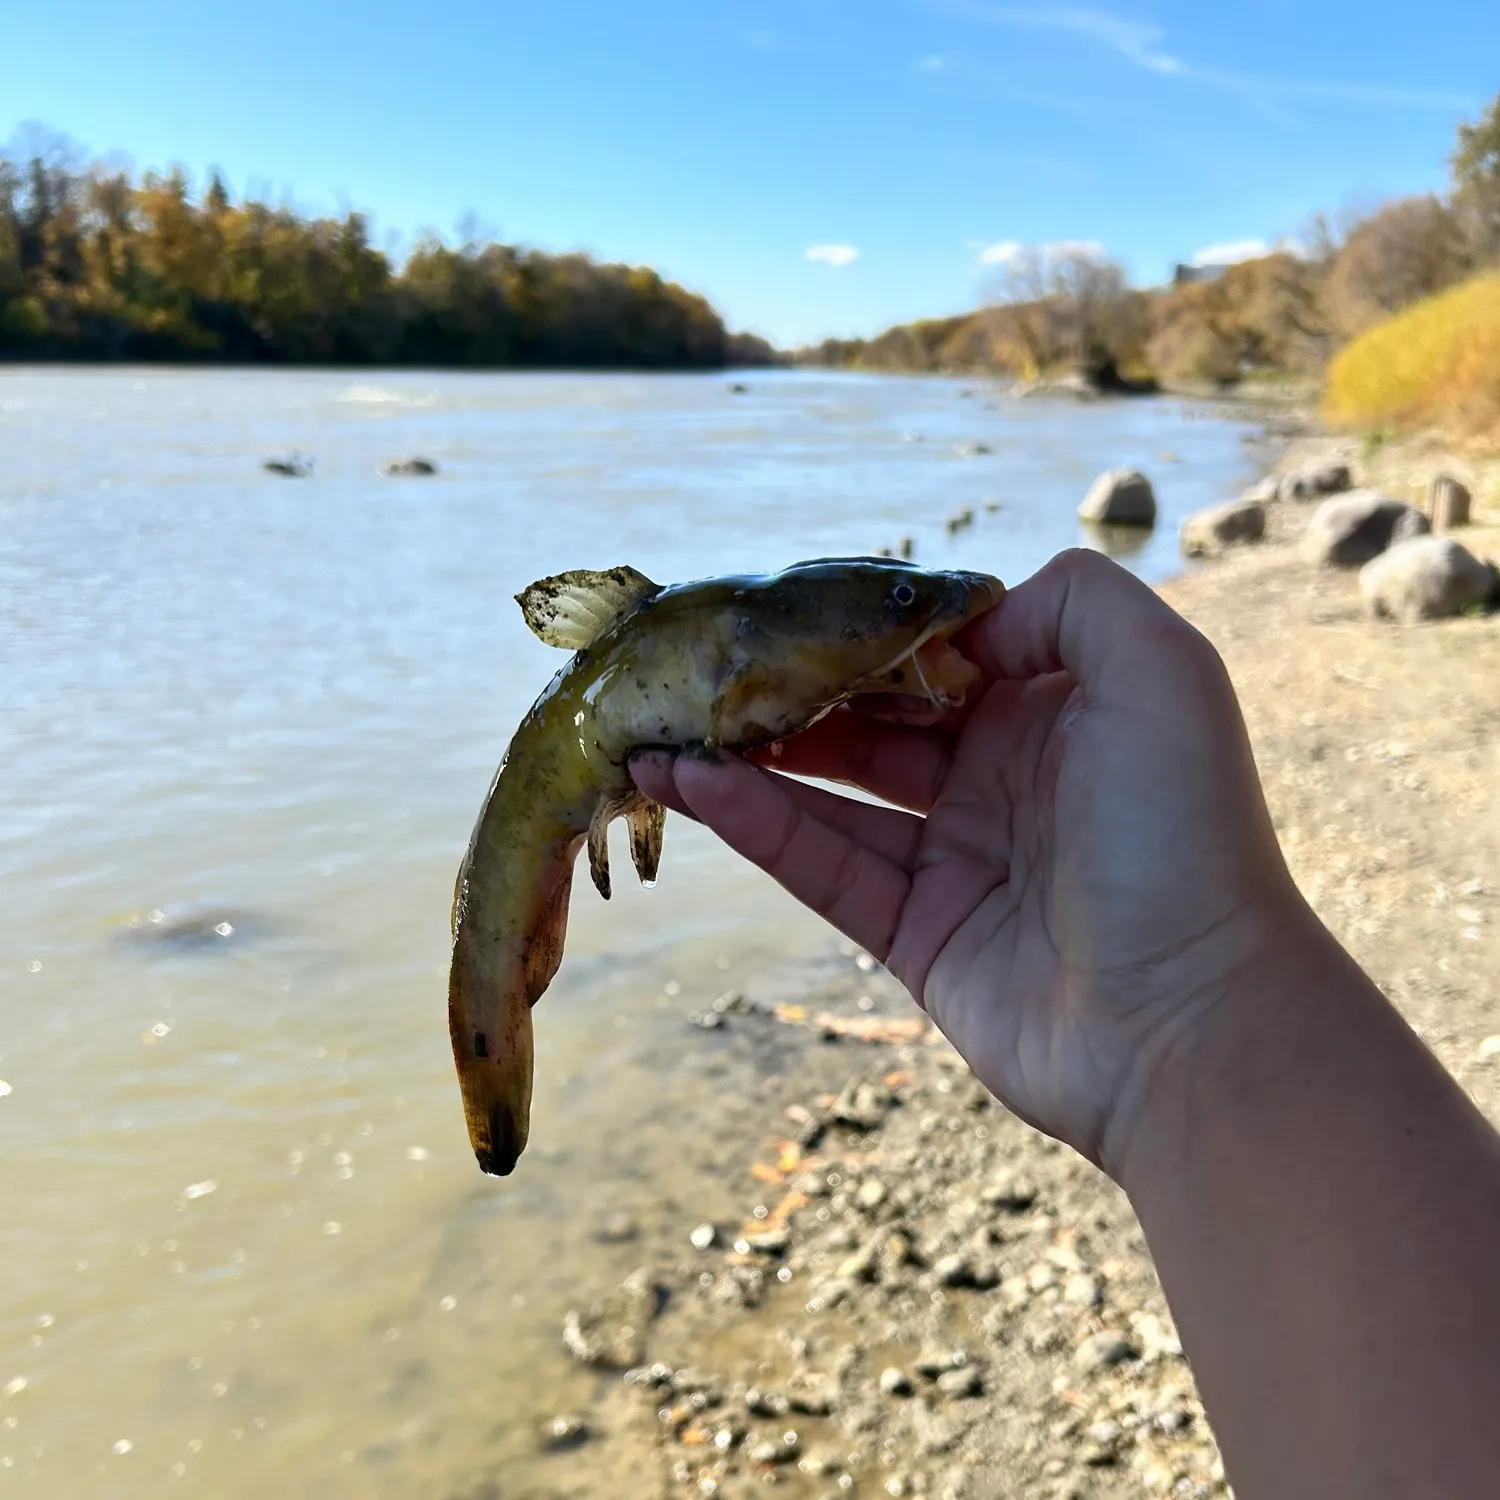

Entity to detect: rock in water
[560,1267,661,1368]
[1300,491,1429,569]
[1180,498,1266,557]
[1359,536,1499,624]
[1079,469,1156,527]
[1278,463,1351,502]
[379,457,438,477]
[1427,474,1472,531]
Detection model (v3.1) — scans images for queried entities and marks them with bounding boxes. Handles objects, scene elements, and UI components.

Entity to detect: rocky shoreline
[487,419,1499,1500]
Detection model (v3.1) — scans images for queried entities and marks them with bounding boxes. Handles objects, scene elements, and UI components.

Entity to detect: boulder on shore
[1279,462,1352,503]
[1359,536,1499,624]
[1300,491,1429,569]
[1180,498,1266,558]
[1079,468,1156,528]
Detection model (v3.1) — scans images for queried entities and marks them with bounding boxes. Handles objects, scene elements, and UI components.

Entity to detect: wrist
[1100,893,1365,1194]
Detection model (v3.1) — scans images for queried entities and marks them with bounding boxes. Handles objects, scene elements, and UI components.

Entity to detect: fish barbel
[448,556,1004,1175]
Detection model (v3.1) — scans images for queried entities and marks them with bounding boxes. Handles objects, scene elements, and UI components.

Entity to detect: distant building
[1172,262,1230,287]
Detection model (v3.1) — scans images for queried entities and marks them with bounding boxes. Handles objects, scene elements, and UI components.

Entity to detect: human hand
[630,548,1314,1179]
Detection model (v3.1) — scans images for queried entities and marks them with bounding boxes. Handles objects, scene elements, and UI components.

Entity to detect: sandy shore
[495,426,1500,1500]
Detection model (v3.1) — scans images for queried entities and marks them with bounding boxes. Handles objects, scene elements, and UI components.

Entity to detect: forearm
[1121,907,1500,1499]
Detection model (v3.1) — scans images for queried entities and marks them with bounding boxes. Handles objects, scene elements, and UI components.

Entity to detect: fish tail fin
[447,862,574,1177]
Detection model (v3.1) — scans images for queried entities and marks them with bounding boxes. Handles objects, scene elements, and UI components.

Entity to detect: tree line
[801,90,1500,390]
[0,130,775,369]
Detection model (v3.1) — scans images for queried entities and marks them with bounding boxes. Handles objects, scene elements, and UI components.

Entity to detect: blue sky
[5,0,1496,346]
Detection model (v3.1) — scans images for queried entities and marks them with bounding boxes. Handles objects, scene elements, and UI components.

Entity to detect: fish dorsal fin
[515,566,660,650]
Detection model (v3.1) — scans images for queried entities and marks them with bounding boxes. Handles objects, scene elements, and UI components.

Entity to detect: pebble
[936,1366,983,1400]
[1063,1273,1102,1308]
[878,1367,914,1397]
[1478,1035,1500,1060]
[597,1212,640,1244]
[980,1175,1037,1210]
[688,1009,725,1030]
[538,1413,589,1451]
[1074,1330,1136,1370]
[914,1349,965,1378]
[690,1223,718,1251]
[855,1179,888,1210]
[932,1253,975,1288]
[738,1226,791,1256]
[745,1386,790,1418]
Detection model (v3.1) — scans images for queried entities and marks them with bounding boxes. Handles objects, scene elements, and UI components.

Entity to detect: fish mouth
[855,572,1004,713]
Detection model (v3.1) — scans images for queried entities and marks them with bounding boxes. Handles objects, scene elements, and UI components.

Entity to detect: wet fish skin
[448,557,1005,1176]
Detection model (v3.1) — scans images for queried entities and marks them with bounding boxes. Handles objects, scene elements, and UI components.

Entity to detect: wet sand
[511,429,1500,1500]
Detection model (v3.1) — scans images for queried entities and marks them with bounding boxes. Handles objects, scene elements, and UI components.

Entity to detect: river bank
[504,425,1500,1500]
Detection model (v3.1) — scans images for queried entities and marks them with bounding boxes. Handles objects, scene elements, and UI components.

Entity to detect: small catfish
[448,557,1004,1175]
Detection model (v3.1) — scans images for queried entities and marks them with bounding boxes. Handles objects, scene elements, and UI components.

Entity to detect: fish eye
[891,583,916,606]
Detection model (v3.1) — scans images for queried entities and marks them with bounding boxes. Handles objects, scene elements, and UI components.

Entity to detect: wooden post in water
[1427,475,1471,532]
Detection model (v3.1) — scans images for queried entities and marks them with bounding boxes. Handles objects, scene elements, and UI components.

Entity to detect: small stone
[1084,1419,1120,1446]
[855,1179,888,1210]
[1063,1273,1102,1308]
[936,1366,982,1400]
[980,1175,1037,1210]
[738,1226,791,1256]
[745,1386,790,1418]
[595,1212,639,1244]
[538,1413,589,1452]
[748,1441,781,1465]
[836,1244,878,1282]
[914,1349,965,1378]
[1074,1330,1136,1370]
[1478,1035,1500,1061]
[879,1367,914,1397]
[1154,1407,1193,1435]
[830,1078,892,1131]
[690,1224,718,1251]
[932,1253,974,1288]
[688,1008,726,1030]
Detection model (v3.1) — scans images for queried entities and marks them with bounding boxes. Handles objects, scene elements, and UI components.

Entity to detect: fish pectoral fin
[708,661,790,748]
[586,797,616,900]
[627,797,666,886]
[515,566,660,650]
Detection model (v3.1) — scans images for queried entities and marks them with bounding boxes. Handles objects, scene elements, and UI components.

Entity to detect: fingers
[746,707,953,813]
[630,749,698,819]
[664,754,911,960]
[632,748,926,869]
[957,547,1209,700]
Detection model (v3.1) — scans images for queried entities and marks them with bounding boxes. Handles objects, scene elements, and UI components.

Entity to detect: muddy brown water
[0,367,1263,1496]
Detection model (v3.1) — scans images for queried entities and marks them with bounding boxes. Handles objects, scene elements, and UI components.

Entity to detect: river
[0,367,1263,1497]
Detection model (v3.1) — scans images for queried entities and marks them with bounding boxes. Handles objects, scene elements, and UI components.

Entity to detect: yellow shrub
[1323,271,1500,444]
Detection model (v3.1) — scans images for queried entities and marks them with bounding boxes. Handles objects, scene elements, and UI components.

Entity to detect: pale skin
[631,547,1500,1500]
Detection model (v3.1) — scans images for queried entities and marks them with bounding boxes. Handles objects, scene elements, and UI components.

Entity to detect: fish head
[725,557,1004,729]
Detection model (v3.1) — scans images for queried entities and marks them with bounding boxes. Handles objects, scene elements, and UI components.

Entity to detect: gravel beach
[478,426,1500,1500]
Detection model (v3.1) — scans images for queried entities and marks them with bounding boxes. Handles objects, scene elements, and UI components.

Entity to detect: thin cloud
[977,240,1023,265]
[941,1,1472,113]
[806,244,860,268]
[978,238,1104,267]
[918,54,947,71]
[947,3,1182,74]
[1192,238,1270,268]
